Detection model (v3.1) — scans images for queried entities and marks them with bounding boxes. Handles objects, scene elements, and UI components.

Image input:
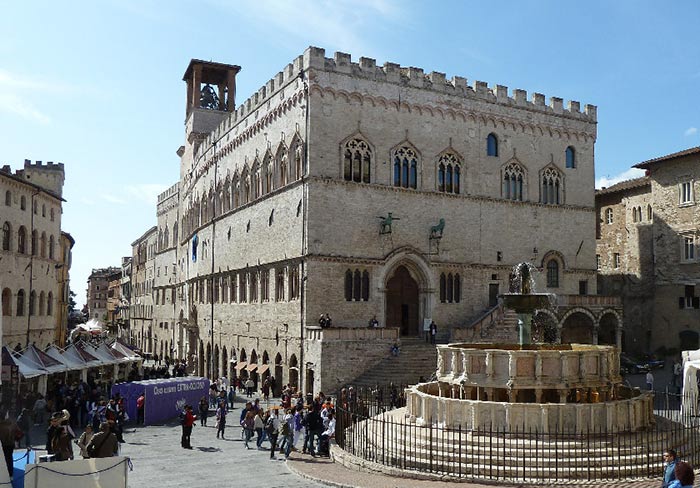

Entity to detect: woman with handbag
[76,425,94,459]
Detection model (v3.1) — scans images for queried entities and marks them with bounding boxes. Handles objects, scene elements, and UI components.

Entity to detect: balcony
[557,294,622,308]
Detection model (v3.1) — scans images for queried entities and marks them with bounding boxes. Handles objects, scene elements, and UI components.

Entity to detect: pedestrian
[32,394,47,425]
[429,320,437,344]
[319,410,335,457]
[254,410,265,450]
[303,405,322,456]
[136,392,145,425]
[245,378,254,397]
[324,313,332,328]
[228,386,235,409]
[262,378,270,401]
[646,370,654,390]
[16,408,31,448]
[0,411,20,479]
[215,401,227,439]
[266,409,280,459]
[318,314,327,328]
[242,411,255,449]
[669,461,694,488]
[292,407,304,450]
[662,449,678,488]
[368,315,379,328]
[180,405,197,449]
[673,360,682,389]
[198,396,209,426]
[76,425,94,459]
[86,422,119,458]
[50,410,75,461]
[279,409,294,459]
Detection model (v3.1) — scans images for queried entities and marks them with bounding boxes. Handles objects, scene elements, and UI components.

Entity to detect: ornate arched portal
[378,250,434,337]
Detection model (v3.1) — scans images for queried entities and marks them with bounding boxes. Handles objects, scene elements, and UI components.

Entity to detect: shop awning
[258,364,270,374]
[246,363,258,372]
[20,345,68,374]
[67,343,102,368]
[45,345,86,371]
[234,362,247,371]
[111,340,142,362]
[7,348,47,379]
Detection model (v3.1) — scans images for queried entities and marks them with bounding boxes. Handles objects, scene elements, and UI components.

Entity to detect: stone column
[592,325,599,344]
[616,325,623,350]
[227,70,237,111]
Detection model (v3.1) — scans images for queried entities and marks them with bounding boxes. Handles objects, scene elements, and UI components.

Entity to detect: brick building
[596,147,700,355]
[131,47,622,393]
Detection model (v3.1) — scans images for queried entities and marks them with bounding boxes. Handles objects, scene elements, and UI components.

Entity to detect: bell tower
[182,59,241,146]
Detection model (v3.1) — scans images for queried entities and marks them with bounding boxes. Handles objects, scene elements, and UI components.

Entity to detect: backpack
[280,420,290,437]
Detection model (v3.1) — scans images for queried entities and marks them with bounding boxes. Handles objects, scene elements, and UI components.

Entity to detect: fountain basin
[499,293,555,313]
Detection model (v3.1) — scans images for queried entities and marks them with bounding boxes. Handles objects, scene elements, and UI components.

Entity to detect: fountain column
[518,314,532,345]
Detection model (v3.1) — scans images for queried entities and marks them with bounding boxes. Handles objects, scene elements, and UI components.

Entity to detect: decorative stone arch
[377,248,435,336]
[390,140,422,189]
[597,309,623,349]
[501,157,527,201]
[540,250,566,270]
[340,131,374,183]
[436,147,464,194]
[559,307,596,344]
[222,346,229,379]
[538,163,565,205]
[274,353,283,396]
[288,354,299,390]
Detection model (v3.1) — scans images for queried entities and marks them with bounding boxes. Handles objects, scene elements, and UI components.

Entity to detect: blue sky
[1,1,699,307]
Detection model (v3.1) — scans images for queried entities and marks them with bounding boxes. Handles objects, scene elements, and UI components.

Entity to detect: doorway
[386,265,419,335]
[489,283,499,307]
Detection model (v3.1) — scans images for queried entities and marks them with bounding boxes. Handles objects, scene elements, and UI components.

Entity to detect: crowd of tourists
[179,382,336,461]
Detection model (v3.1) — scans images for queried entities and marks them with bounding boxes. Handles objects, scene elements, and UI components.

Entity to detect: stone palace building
[596,147,700,356]
[131,47,622,393]
[1,160,72,349]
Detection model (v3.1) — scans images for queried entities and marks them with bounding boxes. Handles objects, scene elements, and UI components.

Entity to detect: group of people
[662,449,695,488]
[318,314,333,328]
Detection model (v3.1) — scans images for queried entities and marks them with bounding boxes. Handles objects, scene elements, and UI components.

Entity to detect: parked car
[620,354,650,374]
[639,354,665,370]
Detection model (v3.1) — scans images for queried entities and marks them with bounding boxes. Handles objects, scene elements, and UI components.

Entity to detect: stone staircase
[348,337,440,389]
[451,305,520,344]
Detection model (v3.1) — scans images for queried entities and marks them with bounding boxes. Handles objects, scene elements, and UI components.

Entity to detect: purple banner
[111,377,209,426]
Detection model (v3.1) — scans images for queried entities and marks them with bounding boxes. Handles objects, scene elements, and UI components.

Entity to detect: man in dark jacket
[86,422,118,458]
[0,412,20,479]
[181,405,197,449]
[302,407,323,456]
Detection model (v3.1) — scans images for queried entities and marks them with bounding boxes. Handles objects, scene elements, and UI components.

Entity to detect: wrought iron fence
[334,386,700,483]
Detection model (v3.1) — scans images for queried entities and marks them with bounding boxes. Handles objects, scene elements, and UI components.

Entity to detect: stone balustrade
[406,382,654,433]
[305,326,400,342]
[437,343,621,390]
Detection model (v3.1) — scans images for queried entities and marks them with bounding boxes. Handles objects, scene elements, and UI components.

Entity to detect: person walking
[669,460,694,488]
[254,410,265,450]
[279,409,294,459]
[32,394,47,425]
[245,378,254,397]
[136,393,145,425]
[646,370,654,391]
[429,320,437,344]
[180,405,197,449]
[242,411,255,449]
[227,386,235,410]
[266,409,280,459]
[86,422,118,458]
[198,396,209,427]
[0,411,20,479]
[76,425,94,459]
[215,401,227,439]
[16,408,31,448]
[662,449,679,488]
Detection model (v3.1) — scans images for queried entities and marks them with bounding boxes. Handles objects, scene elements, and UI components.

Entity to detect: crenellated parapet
[303,46,596,123]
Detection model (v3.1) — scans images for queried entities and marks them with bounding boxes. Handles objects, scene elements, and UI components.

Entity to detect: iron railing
[334,386,700,483]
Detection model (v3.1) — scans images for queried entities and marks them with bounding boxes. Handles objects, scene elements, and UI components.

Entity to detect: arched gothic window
[344,270,353,301]
[647,204,653,221]
[605,208,613,224]
[39,291,45,315]
[4,191,10,206]
[546,260,559,288]
[31,230,37,256]
[439,273,461,303]
[40,232,46,258]
[565,146,576,168]
[345,268,370,301]
[16,289,25,316]
[49,235,54,260]
[502,162,524,201]
[263,154,273,194]
[50,208,55,222]
[173,222,178,243]
[393,146,418,189]
[20,196,25,210]
[343,138,372,184]
[637,206,642,222]
[47,292,53,315]
[29,291,36,316]
[294,139,304,180]
[541,167,562,205]
[487,133,499,157]
[2,222,10,251]
[18,226,26,254]
[1,288,10,316]
[438,153,461,194]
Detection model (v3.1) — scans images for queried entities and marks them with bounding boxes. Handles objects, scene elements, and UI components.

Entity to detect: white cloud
[125,184,169,206]
[684,127,698,136]
[0,92,51,125]
[101,194,127,205]
[220,0,404,55]
[595,168,646,189]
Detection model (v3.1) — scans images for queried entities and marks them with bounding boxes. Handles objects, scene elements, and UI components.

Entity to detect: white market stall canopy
[681,349,700,417]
